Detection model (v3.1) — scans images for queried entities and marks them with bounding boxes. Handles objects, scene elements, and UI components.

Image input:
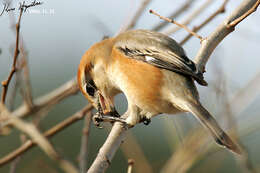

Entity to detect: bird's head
[77,39,119,116]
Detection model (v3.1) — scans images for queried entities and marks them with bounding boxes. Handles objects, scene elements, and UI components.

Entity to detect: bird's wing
[114,30,207,86]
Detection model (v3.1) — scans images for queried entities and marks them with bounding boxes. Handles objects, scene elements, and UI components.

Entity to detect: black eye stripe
[85,79,97,97]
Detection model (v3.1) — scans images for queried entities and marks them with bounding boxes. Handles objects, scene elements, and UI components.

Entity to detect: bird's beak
[97,92,119,117]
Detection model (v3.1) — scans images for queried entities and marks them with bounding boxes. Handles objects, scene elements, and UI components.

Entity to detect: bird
[77,29,241,154]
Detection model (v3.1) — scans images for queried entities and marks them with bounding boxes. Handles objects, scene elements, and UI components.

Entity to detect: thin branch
[149,9,203,41]
[0,104,78,173]
[1,8,23,104]
[0,78,79,131]
[163,0,214,35]
[87,120,128,173]
[180,0,229,45]
[118,0,152,34]
[228,0,260,27]
[79,111,93,173]
[152,0,196,31]
[127,159,134,173]
[194,0,259,73]
[0,105,93,166]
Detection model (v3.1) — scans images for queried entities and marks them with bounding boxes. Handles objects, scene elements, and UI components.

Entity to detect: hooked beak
[97,91,119,117]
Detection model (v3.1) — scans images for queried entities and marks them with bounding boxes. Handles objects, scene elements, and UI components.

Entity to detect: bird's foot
[92,112,128,128]
[140,117,151,125]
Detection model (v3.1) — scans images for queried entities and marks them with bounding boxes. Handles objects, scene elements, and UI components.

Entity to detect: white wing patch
[145,56,155,62]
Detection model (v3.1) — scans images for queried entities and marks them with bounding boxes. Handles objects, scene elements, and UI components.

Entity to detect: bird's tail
[187,102,241,155]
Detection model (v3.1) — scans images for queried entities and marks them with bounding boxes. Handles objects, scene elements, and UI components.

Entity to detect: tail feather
[187,102,241,155]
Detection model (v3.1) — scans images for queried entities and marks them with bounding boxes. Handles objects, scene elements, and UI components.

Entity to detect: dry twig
[0,105,93,166]
[0,78,79,131]
[1,8,23,104]
[152,0,196,31]
[150,9,203,41]
[0,104,78,173]
[163,0,213,35]
[180,0,229,45]
[194,0,259,73]
[228,0,260,27]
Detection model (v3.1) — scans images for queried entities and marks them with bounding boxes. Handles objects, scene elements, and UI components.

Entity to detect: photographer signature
[0,0,43,16]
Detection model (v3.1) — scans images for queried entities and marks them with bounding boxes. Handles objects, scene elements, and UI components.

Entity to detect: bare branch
[79,112,93,173]
[163,0,214,35]
[152,0,196,31]
[1,8,23,104]
[0,78,79,131]
[194,0,259,73]
[0,104,78,173]
[87,121,128,173]
[150,9,203,41]
[180,0,229,45]
[0,105,93,166]
[228,0,260,27]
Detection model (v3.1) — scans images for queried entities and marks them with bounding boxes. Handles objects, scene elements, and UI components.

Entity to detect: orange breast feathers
[109,47,167,111]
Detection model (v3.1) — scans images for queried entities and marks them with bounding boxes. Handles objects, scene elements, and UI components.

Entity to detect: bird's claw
[92,113,104,129]
[141,117,151,125]
[92,112,128,128]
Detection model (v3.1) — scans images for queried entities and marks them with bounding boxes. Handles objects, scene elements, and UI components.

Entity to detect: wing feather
[114,30,207,86]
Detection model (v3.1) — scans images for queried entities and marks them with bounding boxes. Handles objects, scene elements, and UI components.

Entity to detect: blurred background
[0,0,260,172]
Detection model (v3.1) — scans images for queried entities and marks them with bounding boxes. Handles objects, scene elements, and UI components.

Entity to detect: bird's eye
[86,79,96,97]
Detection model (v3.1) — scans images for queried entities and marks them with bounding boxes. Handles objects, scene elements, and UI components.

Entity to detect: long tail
[187,102,241,155]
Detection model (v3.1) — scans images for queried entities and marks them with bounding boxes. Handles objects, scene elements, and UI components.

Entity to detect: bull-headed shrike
[77,29,241,154]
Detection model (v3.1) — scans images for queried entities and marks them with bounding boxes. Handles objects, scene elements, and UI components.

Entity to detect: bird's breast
[109,50,180,114]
